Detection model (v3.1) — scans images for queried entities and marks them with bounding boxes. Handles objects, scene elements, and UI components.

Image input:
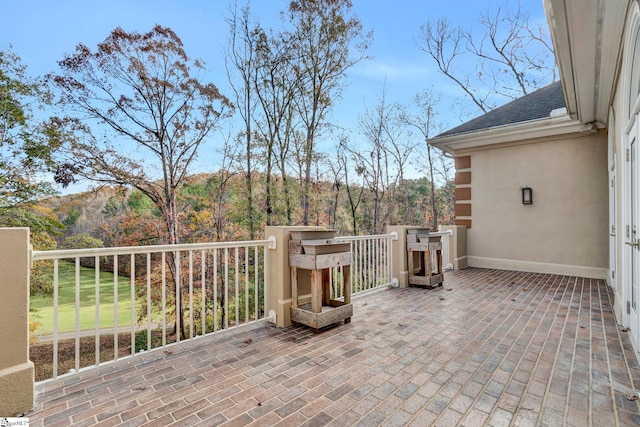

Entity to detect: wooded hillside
[39,170,454,249]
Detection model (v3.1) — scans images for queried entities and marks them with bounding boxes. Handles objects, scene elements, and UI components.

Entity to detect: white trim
[626,3,640,121]
[608,106,617,291]
[467,256,608,280]
[543,0,627,126]
[429,115,585,154]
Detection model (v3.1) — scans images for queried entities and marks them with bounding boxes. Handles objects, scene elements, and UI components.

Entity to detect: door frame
[622,2,640,351]
[624,117,640,348]
[609,108,617,289]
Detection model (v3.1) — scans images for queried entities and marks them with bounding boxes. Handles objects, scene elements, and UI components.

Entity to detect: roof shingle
[437,81,566,138]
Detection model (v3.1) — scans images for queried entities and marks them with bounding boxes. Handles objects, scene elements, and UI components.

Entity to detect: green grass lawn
[30,262,141,335]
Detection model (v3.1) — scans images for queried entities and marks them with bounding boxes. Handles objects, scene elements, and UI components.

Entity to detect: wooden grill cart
[407,228,444,288]
[289,230,352,332]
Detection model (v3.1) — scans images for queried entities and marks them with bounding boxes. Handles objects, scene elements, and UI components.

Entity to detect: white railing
[29,230,449,383]
[31,239,274,382]
[431,230,454,271]
[332,233,396,298]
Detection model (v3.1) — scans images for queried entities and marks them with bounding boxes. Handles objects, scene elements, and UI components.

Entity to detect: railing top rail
[335,233,396,241]
[32,238,275,261]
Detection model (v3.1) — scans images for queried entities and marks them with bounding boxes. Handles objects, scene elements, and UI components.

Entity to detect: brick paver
[25,268,640,426]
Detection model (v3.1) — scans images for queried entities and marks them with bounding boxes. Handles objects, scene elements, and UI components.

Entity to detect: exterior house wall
[608,0,640,332]
[459,131,608,278]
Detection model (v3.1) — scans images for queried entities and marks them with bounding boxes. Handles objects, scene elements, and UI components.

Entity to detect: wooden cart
[289,233,352,332]
[407,229,444,288]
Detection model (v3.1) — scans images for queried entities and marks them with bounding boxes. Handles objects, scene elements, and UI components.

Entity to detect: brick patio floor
[26,268,640,426]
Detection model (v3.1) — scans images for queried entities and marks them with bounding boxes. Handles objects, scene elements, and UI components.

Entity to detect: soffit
[544,0,627,127]
[428,115,585,155]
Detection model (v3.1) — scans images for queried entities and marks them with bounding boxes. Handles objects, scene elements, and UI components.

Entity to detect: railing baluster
[130,254,135,356]
[367,239,370,290]
[385,239,390,283]
[350,242,355,293]
[254,246,258,321]
[224,248,229,329]
[162,252,166,347]
[373,238,377,287]
[355,240,360,292]
[263,245,267,319]
[377,238,382,285]
[365,239,369,291]
[95,256,100,366]
[75,258,80,372]
[388,239,391,282]
[146,253,151,351]
[214,248,218,333]
[357,240,362,292]
[201,249,206,336]
[176,250,180,343]
[53,260,58,379]
[245,246,249,324]
[235,247,239,326]
[363,239,367,291]
[189,250,194,339]
[113,255,118,361]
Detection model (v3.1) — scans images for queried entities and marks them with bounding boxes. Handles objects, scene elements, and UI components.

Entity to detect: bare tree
[325,148,345,230]
[400,90,442,230]
[252,21,300,226]
[51,26,231,245]
[434,151,455,224]
[287,0,371,225]
[417,1,556,116]
[349,87,405,233]
[337,140,364,235]
[50,26,231,338]
[226,3,260,238]
[209,134,240,243]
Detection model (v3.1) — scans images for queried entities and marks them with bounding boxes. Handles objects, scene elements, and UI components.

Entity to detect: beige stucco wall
[462,131,608,278]
[0,228,35,416]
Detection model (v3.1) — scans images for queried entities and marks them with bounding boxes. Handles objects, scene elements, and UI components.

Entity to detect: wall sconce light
[522,187,533,205]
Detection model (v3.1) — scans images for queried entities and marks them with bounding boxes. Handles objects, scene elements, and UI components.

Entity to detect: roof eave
[543,0,627,126]
[428,115,583,154]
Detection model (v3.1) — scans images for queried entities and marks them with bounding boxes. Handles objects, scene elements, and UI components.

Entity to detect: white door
[628,124,640,344]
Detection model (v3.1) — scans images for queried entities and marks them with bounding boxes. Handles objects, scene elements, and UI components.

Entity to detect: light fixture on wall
[522,187,533,205]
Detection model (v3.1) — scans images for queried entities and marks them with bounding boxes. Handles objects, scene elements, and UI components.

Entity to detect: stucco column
[264,226,323,328]
[0,228,35,416]
[441,225,468,270]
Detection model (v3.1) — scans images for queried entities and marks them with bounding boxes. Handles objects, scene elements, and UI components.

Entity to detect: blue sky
[0,0,550,185]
